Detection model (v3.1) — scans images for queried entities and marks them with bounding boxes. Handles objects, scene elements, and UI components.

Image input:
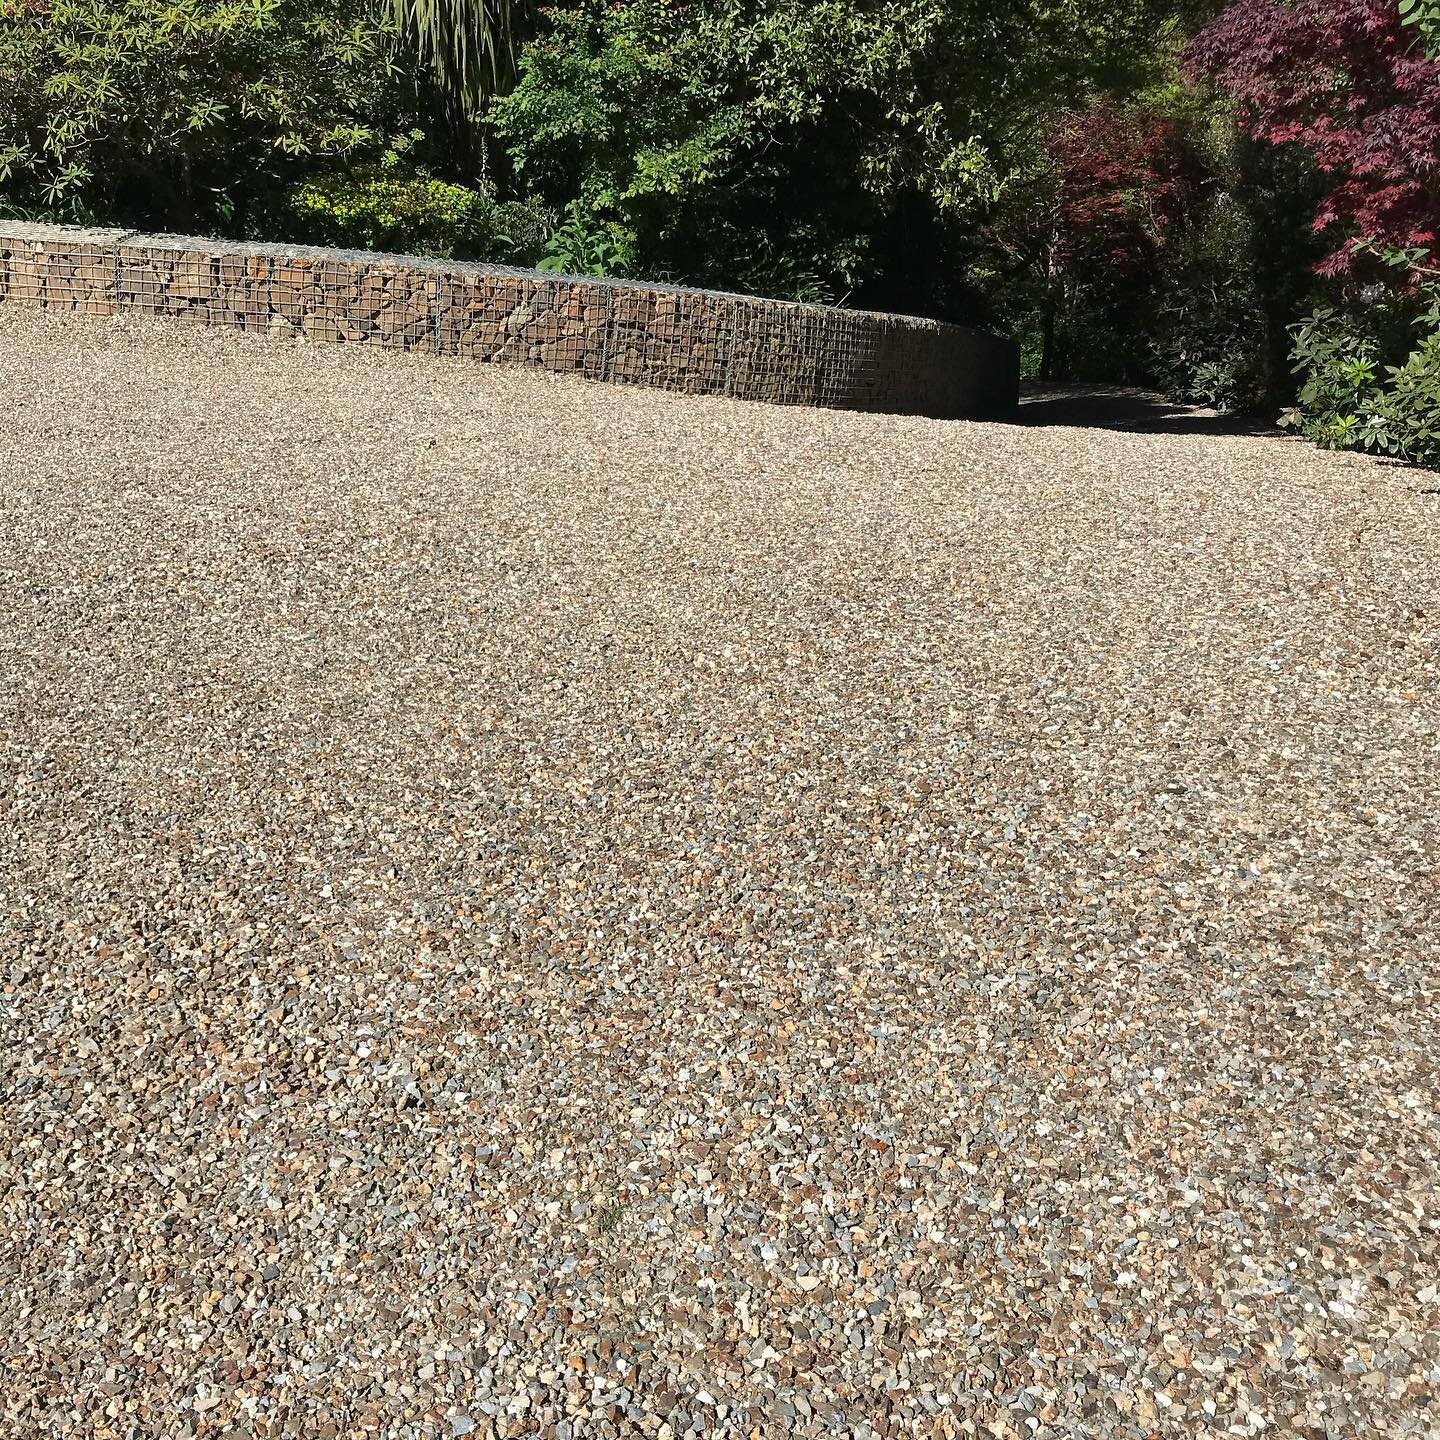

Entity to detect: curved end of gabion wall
[0,221,1019,420]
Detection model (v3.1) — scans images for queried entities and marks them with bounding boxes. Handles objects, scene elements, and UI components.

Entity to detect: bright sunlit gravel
[2,309,1438,1440]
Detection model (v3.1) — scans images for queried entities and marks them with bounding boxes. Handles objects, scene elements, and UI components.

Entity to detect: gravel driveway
[2,310,1437,1440]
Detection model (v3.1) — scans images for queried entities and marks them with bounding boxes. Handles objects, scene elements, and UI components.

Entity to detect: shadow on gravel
[1009,382,1279,438]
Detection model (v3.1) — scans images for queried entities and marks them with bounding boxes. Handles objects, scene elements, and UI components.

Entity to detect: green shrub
[1282,306,1389,451]
[733,244,837,306]
[1281,244,1440,468]
[535,200,632,276]
[286,142,552,262]
[290,167,491,257]
[1379,331,1440,465]
[1147,193,1270,411]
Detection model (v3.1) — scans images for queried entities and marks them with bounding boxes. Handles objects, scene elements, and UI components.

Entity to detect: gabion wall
[0,222,1019,419]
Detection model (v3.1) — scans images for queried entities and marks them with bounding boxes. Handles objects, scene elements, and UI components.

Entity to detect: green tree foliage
[1400,0,1440,54]
[487,0,1180,311]
[1146,115,1324,409]
[0,0,400,231]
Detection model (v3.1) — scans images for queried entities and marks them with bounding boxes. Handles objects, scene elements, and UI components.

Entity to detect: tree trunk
[1040,295,1057,381]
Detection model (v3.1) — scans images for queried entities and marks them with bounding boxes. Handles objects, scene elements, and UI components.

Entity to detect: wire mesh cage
[439,273,604,375]
[0,233,118,317]
[603,288,734,397]
[0,221,1020,419]
[116,243,439,348]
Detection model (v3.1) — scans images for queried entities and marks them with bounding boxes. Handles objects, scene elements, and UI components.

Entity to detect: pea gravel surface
[2,309,1438,1440]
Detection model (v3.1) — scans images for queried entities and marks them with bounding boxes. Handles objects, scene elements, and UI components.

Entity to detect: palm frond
[387,0,517,117]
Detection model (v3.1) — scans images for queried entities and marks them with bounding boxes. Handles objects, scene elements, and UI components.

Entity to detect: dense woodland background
[2,0,1438,463]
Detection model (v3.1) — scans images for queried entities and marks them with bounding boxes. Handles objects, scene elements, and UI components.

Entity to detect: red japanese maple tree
[999,103,1200,376]
[1043,105,1199,284]
[1187,0,1440,276]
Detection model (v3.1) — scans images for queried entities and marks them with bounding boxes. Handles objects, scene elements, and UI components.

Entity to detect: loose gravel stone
[1,309,1438,1439]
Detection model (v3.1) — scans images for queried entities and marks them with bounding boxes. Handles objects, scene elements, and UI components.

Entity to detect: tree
[487,0,1186,312]
[995,101,1202,377]
[0,0,402,232]
[1187,0,1440,278]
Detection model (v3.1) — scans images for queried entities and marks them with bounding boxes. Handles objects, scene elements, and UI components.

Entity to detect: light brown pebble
[0,309,1437,1439]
